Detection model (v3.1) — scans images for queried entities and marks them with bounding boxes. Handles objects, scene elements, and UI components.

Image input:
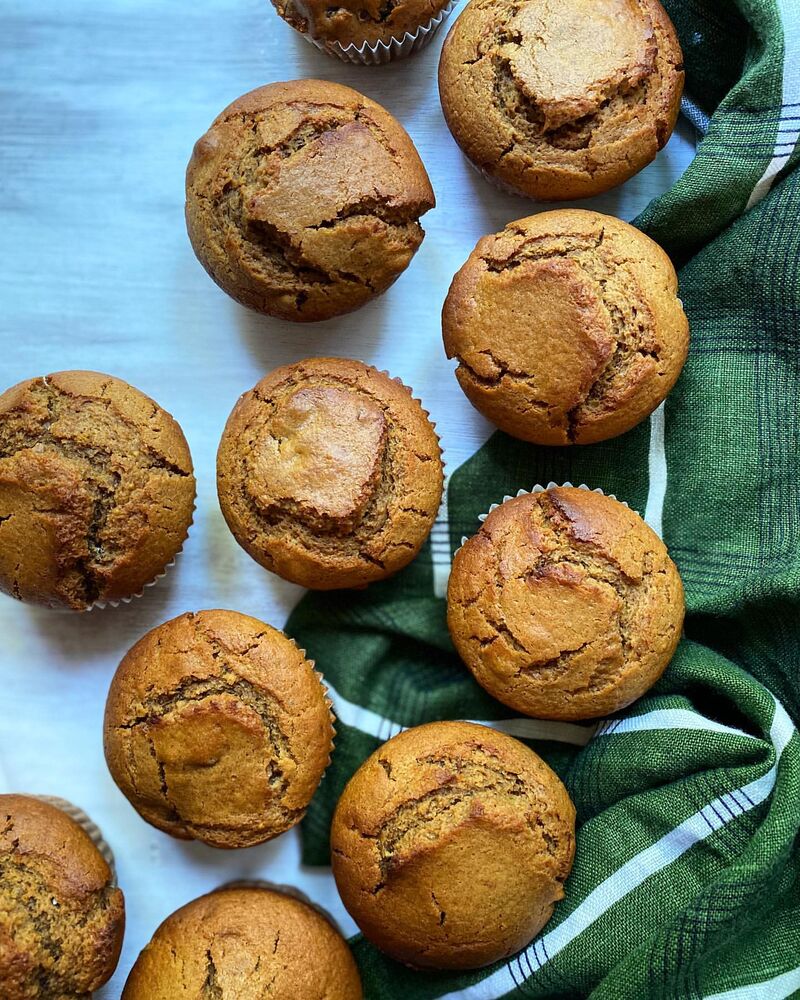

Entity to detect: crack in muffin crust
[120,888,362,1000]
[368,749,567,885]
[0,372,195,609]
[243,378,394,551]
[447,488,685,720]
[216,358,443,590]
[186,81,435,322]
[442,211,689,445]
[331,723,576,969]
[439,0,684,199]
[103,611,334,850]
[213,114,428,295]
[116,672,299,821]
[0,796,124,1000]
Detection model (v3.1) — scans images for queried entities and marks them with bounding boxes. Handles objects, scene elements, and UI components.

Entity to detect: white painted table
[0,1,695,993]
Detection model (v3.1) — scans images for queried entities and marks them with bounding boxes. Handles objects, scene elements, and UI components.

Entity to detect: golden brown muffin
[103,610,334,849]
[0,794,125,1000]
[448,487,684,720]
[186,80,434,322]
[272,0,450,49]
[122,886,361,1000]
[0,371,195,610]
[438,0,684,200]
[443,210,689,445]
[331,721,575,969]
[217,358,443,590]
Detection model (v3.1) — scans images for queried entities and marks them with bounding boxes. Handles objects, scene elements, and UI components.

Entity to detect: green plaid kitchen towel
[288,0,800,996]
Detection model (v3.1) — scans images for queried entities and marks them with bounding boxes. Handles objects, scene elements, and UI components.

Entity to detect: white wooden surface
[0,1,695,993]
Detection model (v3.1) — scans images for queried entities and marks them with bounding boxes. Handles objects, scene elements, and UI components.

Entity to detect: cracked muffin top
[103,610,334,849]
[443,210,689,445]
[271,0,451,47]
[331,721,575,969]
[448,487,684,721]
[438,0,684,200]
[122,886,362,999]
[0,794,125,1000]
[0,371,195,611]
[216,357,444,590]
[186,79,434,323]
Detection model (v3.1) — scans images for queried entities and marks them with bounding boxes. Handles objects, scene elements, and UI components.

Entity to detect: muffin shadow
[170,833,346,905]
[459,156,538,232]
[203,504,304,615]
[459,148,647,231]
[235,292,393,372]
[17,571,180,665]
[172,833,292,877]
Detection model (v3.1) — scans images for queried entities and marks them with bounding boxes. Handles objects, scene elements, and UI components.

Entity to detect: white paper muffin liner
[383,368,445,467]
[387,367,448,596]
[33,795,117,883]
[384,368,446,561]
[302,0,457,64]
[289,635,338,773]
[459,481,630,551]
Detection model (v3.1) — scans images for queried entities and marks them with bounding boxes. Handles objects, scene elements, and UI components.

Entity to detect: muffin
[438,0,684,200]
[448,487,684,720]
[186,80,434,322]
[0,371,195,610]
[122,886,362,999]
[443,210,689,445]
[272,0,455,63]
[103,610,334,849]
[217,357,443,589]
[331,721,575,969]
[0,794,125,999]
